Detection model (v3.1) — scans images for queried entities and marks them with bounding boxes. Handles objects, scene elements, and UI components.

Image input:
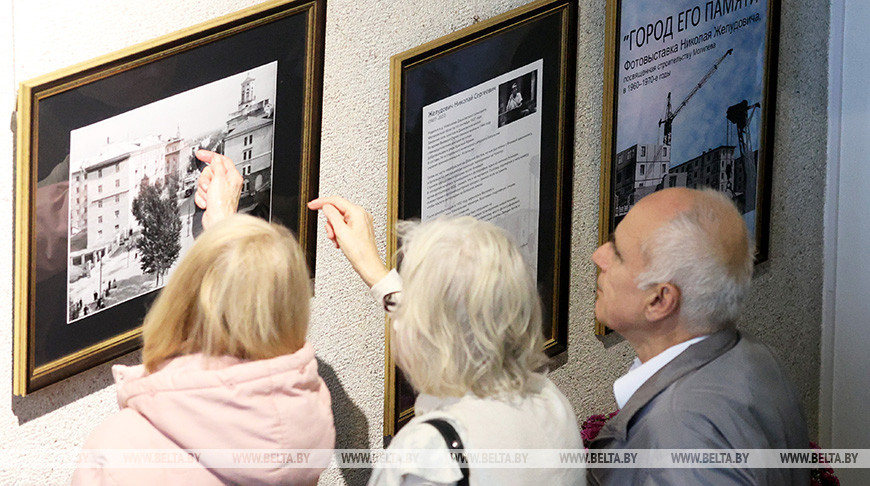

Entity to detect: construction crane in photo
[727,99,761,211]
[659,48,733,147]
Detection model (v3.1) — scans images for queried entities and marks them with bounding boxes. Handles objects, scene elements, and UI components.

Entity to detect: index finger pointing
[196,149,236,175]
[195,149,217,164]
[308,196,354,214]
[321,203,348,227]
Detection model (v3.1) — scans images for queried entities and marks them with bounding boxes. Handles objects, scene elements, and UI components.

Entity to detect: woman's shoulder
[73,409,223,486]
[368,419,463,486]
[414,377,581,449]
[391,415,461,450]
[437,376,575,421]
[81,408,176,450]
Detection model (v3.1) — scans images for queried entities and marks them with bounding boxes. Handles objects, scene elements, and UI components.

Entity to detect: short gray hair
[635,189,753,333]
[392,216,548,398]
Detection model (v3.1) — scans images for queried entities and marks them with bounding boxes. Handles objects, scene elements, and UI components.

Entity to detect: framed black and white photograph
[599,0,781,323]
[386,0,577,438]
[497,70,538,128]
[66,62,278,324]
[14,0,325,395]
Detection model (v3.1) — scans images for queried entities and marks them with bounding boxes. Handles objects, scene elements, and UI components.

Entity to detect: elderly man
[587,187,808,485]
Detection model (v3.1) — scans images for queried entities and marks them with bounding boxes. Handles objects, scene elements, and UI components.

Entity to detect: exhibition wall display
[13,0,325,395]
[385,0,577,437]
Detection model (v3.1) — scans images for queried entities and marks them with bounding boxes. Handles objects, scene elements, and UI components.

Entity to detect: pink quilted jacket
[71,342,335,485]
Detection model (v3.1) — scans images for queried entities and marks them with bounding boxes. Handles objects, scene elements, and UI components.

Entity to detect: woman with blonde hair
[309,196,583,486]
[73,210,334,485]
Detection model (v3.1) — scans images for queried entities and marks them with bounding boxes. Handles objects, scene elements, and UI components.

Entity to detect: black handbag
[424,418,470,486]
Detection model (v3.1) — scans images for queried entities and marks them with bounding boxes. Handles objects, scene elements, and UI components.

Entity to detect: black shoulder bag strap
[424,418,470,486]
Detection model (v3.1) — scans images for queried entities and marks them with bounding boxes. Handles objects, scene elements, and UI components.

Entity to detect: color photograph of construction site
[610,0,773,239]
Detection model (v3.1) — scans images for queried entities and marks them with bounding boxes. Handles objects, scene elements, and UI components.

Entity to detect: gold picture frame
[386,0,577,439]
[14,0,325,395]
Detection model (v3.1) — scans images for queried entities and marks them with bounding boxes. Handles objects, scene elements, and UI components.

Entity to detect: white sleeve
[369,268,403,309]
[367,420,462,486]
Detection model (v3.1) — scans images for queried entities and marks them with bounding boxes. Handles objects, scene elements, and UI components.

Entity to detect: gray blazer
[587,329,809,486]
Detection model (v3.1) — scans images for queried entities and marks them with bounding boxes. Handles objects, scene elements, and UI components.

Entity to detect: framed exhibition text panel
[14,0,325,395]
[386,0,577,438]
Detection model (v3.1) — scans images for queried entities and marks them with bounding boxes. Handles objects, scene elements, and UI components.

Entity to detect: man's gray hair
[635,189,754,333]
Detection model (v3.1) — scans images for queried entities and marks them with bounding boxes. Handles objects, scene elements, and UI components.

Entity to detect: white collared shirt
[613,336,709,409]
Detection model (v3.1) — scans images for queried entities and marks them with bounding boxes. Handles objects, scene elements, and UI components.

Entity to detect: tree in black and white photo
[131,175,182,286]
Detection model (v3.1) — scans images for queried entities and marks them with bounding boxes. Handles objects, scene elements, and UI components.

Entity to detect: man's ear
[644,282,680,322]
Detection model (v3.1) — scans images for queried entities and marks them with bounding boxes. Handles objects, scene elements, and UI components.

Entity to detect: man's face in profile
[591,200,660,333]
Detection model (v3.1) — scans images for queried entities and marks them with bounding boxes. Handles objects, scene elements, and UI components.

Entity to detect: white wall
[823,0,870,483]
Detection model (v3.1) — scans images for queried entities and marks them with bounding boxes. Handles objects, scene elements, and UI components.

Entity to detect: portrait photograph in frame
[14,0,325,395]
[599,0,781,335]
[386,0,577,438]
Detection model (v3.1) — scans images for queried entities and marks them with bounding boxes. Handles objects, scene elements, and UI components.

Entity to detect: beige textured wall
[740,0,827,440]
[2,0,826,484]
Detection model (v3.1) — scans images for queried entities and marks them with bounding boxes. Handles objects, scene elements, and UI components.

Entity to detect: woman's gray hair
[392,216,548,398]
[635,189,754,333]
